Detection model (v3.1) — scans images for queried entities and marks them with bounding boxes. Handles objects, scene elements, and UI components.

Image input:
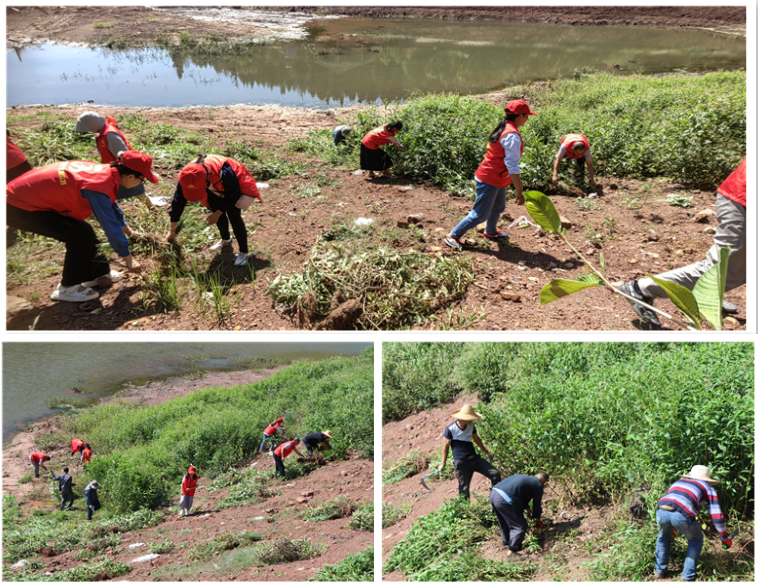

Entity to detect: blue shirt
[492,475,544,519]
[81,190,130,257]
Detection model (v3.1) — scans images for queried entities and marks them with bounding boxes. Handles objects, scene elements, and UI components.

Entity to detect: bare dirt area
[6,104,747,331]
[3,371,373,582]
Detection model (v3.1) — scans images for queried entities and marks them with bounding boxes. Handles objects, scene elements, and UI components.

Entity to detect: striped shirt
[658,479,727,536]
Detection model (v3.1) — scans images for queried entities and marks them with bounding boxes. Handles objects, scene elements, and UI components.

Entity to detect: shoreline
[2,367,284,500]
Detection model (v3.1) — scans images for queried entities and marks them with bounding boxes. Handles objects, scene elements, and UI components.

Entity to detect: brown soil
[381,397,753,581]
[6,103,747,331]
[3,370,373,581]
[6,6,746,49]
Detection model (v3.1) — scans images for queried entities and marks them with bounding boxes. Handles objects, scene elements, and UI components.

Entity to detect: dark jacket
[493,474,544,519]
[84,484,101,509]
[52,473,74,493]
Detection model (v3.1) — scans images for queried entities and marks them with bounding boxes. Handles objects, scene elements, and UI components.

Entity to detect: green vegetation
[383,450,428,484]
[254,537,327,564]
[148,539,176,554]
[383,343,754,581]
[385,497,538,581]
[311,546,374,581]
[348,502,374,531]
[267,240,475,330]
[382,503,412,529]
[189,531,264,561]
[216,470,281,510]
[301,496,360,522]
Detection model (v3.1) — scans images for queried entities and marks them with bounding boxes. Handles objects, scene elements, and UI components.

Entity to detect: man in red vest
[620,158,746,327]
[75,111,153,210]
[552,133,596,187]
[273,439,304,478]
[259,417,285,454]
[179,466,199,516]
[29,452,51,478]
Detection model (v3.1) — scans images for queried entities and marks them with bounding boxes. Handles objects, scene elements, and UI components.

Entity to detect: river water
[6,17,745,108]
[2,342,371,443]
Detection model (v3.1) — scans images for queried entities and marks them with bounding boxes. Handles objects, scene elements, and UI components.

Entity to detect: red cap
[277,417,284,423]
[120,151,160,183]
[505,99,538,117]
[178,163,208,201]
[188,466,196,474]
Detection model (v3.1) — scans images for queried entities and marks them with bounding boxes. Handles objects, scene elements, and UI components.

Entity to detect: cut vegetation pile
[383,343,754,581]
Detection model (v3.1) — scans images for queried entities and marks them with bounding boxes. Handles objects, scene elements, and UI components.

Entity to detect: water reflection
[6,18,745,108]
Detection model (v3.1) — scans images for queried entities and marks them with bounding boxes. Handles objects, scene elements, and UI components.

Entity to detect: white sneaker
[210,238,233,251]
[82,270,124,288]
[51,284,99,302]
[234,253,249,266]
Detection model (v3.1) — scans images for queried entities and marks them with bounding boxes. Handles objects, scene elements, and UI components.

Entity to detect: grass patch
[382,503,412,529]
[93,21,115,29]
[216,471,280,510]
[148,540,176,554]
[189,531,264,562]
[254,537,326,564]
[348,502,374,531]
[311,546,374,581]
[302,496,360,522]
[267,240,475,330]
[383,450,428,484]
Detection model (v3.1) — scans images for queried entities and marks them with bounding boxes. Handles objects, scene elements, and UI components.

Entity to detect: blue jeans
[450,179,508,239]
[259,433,276,452]
[655,508,703,581]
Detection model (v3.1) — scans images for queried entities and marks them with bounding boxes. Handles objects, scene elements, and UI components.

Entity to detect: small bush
[302,496,359,522]
[149,540,176,554]
[189,532,264,562]
[382,503,412,529]
[52,558,131,581]
[255,537,326,564]
[88,533,121,552]
[311,546,374,581]
[383,450,428,484]
[17,473,33,485]
[348,502,374,531]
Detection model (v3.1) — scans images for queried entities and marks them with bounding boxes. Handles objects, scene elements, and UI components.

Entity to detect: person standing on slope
[179,466,199,517]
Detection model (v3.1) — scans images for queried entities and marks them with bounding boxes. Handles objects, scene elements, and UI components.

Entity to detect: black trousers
[490,489,528,551]
[453,455,502,499]
[60,490,75,511]
[7,204,110,286]
[273,453,286,477]
[216,206,248,254]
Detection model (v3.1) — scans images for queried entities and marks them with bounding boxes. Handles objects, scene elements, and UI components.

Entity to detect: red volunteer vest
[7,135,28,167]
[264,421,280,435]
[475,122,523,188]
[182,155,261,208]
[30,453,46,464]
[7,161,120,221]
[182,474,198,496]
[96,117,133,164]
[717,158,746,207]
[71,439,85,453]
[274,441,295,459]
[362,126,396,150]
[82,448,92,463]
[560,133,590,159]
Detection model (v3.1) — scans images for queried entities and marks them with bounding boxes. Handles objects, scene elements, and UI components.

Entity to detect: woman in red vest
[70,439,86,460]
[445,100,537,250]
[166,154,262,267]
[82,444,93,465]
[552,133,596,187]
[29,452,51,478]
[6,151,159,302]
[75,111,153,211]
[273,439,304,478]
[259,417,285,454]
[620,158,746,327]
[179,466,199,516]
[360,121,406,179]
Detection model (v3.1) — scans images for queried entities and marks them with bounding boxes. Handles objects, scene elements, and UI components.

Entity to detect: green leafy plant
[348,502,374,531]
[523,189,728,330]
[664,193,694,208]
[189,532,264,561]
[302,496,360,522]
[149,540,176,554]
[254,537,326,564]
[382,503,412,529]
[310,545,373,581]
[383,450,429,484]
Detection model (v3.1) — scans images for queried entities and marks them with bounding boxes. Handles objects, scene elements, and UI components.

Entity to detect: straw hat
[682,465,719,485]
[323,430,333,439]
[451,404,483,421]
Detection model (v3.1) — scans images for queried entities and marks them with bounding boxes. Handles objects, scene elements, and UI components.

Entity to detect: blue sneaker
[444,236,463,250]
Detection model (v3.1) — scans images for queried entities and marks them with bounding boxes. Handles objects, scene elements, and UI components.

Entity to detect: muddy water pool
[6,17,745,107]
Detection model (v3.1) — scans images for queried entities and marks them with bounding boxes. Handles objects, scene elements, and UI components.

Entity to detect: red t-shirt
[717,158,746,207]
[362,126,396,150]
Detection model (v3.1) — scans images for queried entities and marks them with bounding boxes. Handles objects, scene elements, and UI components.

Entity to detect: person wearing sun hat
[302,430,333,456]
[166,154,262,267]
[179,466,199,517]
[438,403,501,500]
[7,150,159,302]
[654,465,732,581]
[445,99,537,250]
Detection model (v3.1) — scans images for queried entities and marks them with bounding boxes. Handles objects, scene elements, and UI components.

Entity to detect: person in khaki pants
[438,404,501,500]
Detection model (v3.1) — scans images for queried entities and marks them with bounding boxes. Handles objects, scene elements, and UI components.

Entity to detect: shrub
[254,537,326,564]
[348,502,374,531]
[189,532,264,562]
[50,558,131,582]
[383,450,428,484]
[302,496,359,522]
[311,546,374,581]
[382,503,411,529]
[149,540,176,554]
